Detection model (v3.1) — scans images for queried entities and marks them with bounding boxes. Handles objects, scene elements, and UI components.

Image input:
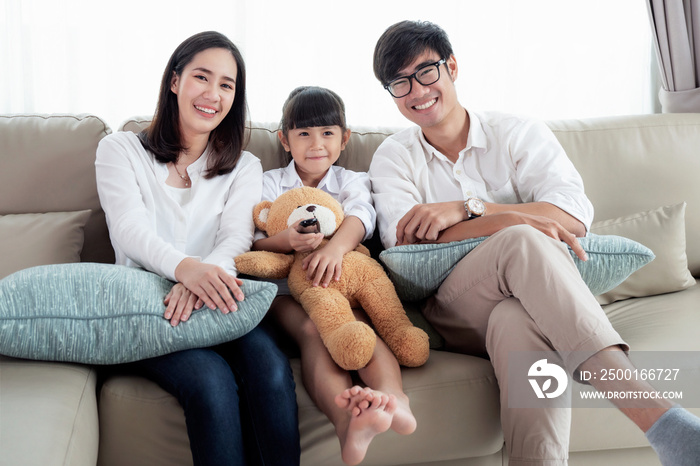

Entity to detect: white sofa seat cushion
[97,374,192,466]
[0,356,99,466]
[569,284,700,452]
[97,350,503,466]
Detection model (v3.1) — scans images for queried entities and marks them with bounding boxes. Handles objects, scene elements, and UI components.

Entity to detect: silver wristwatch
[464,197,486,220]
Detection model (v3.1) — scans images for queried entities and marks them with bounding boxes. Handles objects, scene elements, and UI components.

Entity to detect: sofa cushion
[97,350,503,466]
[0,210,91,280]
[0,356,99,466]
[548,113,700,276]
[570,284,700,452]
[379,233,654,302]
[0,114,114,264]
[0,263,276,364]
[592,202,696,304]
[96,374,193,466]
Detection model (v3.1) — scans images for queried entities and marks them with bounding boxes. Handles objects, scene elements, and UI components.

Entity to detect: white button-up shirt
[369,110,594,249]
[96,131,262,281]
[257,160,376,241]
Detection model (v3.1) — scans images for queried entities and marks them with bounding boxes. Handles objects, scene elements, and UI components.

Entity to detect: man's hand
[515,212,588,261]
[396,201,465,245]
[433,211,589,261]
[396,202,588,261]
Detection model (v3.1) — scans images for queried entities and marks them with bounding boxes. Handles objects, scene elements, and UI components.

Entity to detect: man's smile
[413,98,437,110]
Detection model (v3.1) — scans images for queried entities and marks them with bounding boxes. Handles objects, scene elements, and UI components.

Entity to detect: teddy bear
[234,186,429,371]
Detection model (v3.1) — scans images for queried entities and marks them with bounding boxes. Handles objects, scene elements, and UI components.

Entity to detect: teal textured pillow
[0,263,276,364]
[379,233,655,302]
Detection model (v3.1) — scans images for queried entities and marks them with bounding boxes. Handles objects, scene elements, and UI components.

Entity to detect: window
[1,0,653,130]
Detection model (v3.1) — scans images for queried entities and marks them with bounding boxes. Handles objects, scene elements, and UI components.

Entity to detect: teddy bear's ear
[253,201,273,232]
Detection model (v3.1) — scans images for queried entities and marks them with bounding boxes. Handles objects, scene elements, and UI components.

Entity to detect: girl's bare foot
[335,387,395,465]
[335,385,372,416]
[389,392,417,436]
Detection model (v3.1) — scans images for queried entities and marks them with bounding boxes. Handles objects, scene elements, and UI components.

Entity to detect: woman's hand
[174,258,245,314]
[302,243,344,287]
[163,283,204,327]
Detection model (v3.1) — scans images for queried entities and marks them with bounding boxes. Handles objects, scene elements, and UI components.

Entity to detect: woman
[95,31,300,466]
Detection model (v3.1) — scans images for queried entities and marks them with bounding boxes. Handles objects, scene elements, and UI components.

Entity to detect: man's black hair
[373,20,454,87]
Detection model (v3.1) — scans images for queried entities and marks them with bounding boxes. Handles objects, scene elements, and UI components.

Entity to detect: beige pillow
[591,203,696,305]
[0,210,92,280]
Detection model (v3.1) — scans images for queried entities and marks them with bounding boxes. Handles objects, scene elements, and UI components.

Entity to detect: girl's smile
[278,125,351,187]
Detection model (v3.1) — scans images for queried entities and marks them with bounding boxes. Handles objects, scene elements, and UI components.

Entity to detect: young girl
[253,86,417,465]
[95,31,299,466]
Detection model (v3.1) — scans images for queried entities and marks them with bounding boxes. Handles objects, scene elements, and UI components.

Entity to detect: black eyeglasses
[384,59,446,98]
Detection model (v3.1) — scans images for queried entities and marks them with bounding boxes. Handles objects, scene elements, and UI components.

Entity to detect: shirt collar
[418,109,488,163]
[280,160,303,189]
[466,110,488,153]
[280,160,340,194]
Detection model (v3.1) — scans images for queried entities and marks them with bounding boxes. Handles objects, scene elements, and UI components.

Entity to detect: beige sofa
[1,112,699,466]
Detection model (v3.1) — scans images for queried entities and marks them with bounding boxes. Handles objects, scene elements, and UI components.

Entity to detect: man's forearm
[432,204,586,244]
[433,212,521,243]
[397,201,587,245]
[484,202,587,237]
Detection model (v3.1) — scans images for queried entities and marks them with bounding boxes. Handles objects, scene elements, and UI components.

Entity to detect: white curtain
[648,0,700,112]
[2,0,652,130]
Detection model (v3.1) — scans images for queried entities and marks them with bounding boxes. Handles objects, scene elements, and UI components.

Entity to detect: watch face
[467,198,485,215]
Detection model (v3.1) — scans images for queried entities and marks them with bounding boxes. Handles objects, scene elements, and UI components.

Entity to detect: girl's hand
[302,243,344,287]
[174,258,245,314]
[163,283,204,327]
[288,220,324,252]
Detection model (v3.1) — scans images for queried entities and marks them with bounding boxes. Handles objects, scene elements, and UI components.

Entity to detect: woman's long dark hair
[139,31,248,178]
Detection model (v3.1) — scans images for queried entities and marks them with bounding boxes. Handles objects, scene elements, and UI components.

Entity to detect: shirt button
[456,170,462,175]
[466,191,473,196]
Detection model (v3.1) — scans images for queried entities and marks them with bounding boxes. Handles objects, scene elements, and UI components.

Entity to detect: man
[369,20,700,466]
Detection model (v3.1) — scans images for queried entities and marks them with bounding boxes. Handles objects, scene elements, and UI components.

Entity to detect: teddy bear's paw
[234,251,293,279]
[326,321,377,371]
[385,326,430,368]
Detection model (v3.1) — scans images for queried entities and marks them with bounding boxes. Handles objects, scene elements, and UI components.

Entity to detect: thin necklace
[173,163,191,188]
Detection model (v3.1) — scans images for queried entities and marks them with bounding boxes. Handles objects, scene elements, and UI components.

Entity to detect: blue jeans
[127,321,300,466]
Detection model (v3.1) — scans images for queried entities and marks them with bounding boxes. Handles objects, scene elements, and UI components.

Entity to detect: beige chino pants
[422,225,628,465]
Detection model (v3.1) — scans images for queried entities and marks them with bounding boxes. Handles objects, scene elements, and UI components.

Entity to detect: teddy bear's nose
[306,206,316,212]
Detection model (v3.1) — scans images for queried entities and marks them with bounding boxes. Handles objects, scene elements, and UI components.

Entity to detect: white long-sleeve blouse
[95,131,262,281]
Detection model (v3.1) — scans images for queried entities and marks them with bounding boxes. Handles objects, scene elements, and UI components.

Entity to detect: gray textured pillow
[379,233,654,302]
[0,210,91,279]
[0,263,276,364]
[592,202,696,304]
